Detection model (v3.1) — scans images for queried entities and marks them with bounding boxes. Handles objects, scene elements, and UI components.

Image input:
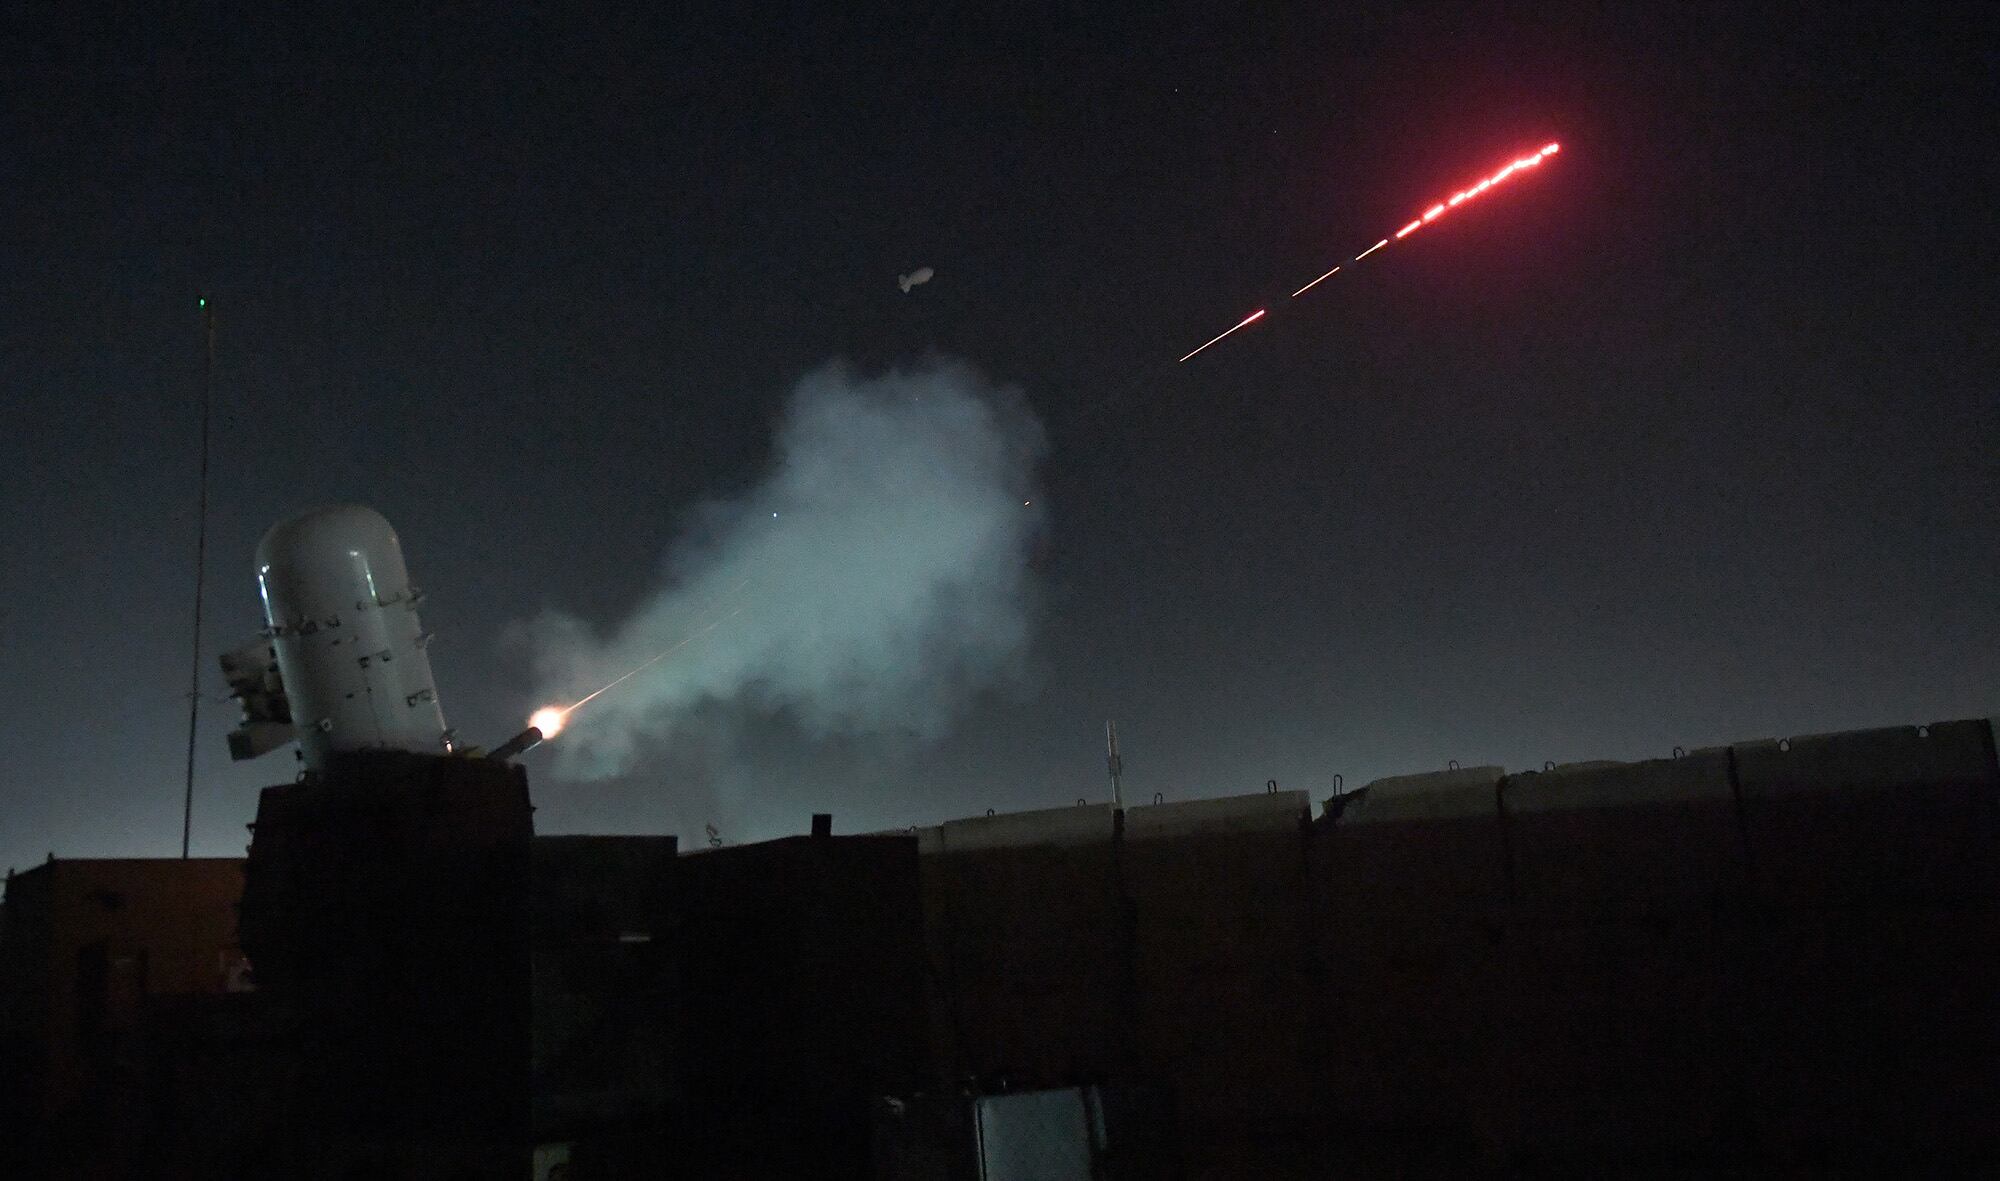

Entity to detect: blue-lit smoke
[517,359,1046,781]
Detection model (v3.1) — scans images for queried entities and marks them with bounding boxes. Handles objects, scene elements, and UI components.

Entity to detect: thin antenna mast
[1105,720,1123,809]
[181,299,215,859]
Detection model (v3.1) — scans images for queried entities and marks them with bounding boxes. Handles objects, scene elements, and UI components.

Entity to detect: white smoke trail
[515,358,1046,781]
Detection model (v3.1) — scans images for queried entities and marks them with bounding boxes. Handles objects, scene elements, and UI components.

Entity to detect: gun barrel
[488,726,544,762]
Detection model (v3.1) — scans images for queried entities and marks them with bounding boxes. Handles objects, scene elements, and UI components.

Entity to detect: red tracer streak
[1179,142,1562,362]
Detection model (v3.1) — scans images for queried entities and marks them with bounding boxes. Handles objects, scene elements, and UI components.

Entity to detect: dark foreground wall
[676,832,929,1178]
[0,858,250,1173]
[914,719,2000,1175]
[240,751,535,1176]
[531,833,679,1156]
[10,719,1995,1176]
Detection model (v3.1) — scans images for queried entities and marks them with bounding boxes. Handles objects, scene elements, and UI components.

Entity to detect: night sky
[4,3,1994,871]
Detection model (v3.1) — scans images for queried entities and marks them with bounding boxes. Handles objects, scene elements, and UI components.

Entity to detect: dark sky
[4,2,1995,870]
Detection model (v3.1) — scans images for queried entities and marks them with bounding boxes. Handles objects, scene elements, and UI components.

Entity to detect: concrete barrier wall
[1734,719,1998,907]
[33,718,1994,1173]
[914,719,2000,1171]
[1121,796,1318,1175]
[920,832,1130,1087]
[1502,747,1743,921]
[1295,769,1510,1153]
[1480,751,1749,1159]
[676,834,928,1176]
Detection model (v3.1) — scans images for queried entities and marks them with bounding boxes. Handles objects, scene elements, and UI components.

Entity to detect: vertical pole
[1105,720,1123,809]
[181,300,215,859]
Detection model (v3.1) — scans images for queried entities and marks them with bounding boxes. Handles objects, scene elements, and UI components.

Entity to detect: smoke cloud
[517,359,1046,783]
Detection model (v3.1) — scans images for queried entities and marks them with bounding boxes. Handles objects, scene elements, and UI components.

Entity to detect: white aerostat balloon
[897,266,935,293]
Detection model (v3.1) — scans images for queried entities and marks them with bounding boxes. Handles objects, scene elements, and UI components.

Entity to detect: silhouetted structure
[0,857,248,1170]
[5,717,1996,1176]
[239,751,534,1174]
